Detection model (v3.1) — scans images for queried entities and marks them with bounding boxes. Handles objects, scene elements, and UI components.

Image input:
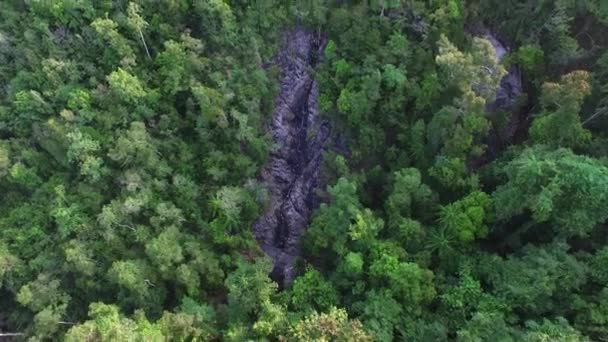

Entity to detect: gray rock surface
[253,28,328,286]
[484,30,523,114]
[481,29,527,161]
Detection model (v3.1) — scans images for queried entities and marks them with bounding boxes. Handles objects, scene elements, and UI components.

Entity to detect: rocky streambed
[253,28,328,286]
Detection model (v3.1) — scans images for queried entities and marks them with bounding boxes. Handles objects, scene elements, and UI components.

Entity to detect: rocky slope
[253,28,328,286]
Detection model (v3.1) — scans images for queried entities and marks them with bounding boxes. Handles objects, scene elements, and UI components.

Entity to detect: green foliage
[0,1,606,340]
[522,318,589,342]
[530,71,593,148]
[145,226,184,275]
[514,44,545,73]
[574,287,608,339]
[369,254,436,310]
[9,162,42,190]
[438,267,508,331]
[304,177,368,258]
[66,130,103,181]
[0,144,9,177]
[357,290,403,342]
[224,258,287,339]
[107,259,164,313]
[385,168,435,245]
[456,311,515,342]
[158,297,218,341]
[493,146,608,237]
[155,40,197,96]
[436,34,506,104]
[65,303,164,342]
[289,267,339,313]
[590,247,608,284]
[91,18,136,68]
[0,242,17,288]
[107,68,147,104]
[438,191,492,244]
[482,243,587,315]
[289,307,373,342]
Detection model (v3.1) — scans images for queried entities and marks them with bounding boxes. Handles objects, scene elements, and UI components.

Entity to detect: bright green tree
[493,146,608,237]
[530,71,593,148]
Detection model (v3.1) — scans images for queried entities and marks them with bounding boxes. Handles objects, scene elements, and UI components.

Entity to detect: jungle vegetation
[0,1,608,341]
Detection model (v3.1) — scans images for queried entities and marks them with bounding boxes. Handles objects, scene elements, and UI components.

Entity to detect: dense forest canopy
[0,0,607,341]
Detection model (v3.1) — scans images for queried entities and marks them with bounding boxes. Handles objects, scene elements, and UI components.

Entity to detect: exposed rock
[484,30,523,114]
[474,29,528,164]
[253,28,328,287]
